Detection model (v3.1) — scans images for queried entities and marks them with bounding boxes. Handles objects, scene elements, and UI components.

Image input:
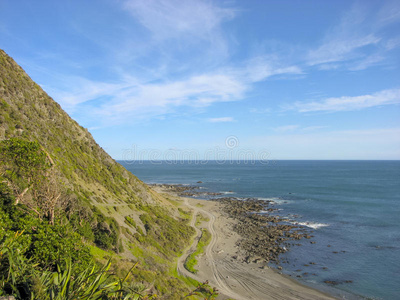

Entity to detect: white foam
[220,191,235,195]
[293,221,329,229]
[259,198,293,205]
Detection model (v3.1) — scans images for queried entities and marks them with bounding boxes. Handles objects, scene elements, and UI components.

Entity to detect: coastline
[152,185,337,300]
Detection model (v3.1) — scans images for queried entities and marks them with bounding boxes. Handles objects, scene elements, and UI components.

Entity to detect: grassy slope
[0,49,195,298]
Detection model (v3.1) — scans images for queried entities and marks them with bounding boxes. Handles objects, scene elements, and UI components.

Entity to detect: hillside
[0,49,197,298]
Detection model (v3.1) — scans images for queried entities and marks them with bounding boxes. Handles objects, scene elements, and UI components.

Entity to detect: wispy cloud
[35,0,399,129]
[48,56,301,125]
[307,3,380,67]
[244,56,303,82]
[123,0,236,40]
[207,117,235,123]
[121,0,236,63]
[308,35,380,66]
[286,88,400,113]
[306,2,400,70]
[376,0,400,27]
[349,54,384,71]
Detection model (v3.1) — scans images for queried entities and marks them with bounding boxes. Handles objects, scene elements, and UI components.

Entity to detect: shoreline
[152,184,337,300]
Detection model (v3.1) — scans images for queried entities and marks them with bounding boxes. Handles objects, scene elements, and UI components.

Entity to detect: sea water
[119,160,400,300]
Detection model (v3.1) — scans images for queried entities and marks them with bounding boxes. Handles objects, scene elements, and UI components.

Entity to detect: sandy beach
[153,186,336,300]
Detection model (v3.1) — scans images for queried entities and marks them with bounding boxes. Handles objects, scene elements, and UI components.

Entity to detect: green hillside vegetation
[0,49,216,299]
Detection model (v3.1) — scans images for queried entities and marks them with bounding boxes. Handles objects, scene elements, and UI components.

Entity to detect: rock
[324,280,339,285]
[197,181,203,183]
[215,198,311,265]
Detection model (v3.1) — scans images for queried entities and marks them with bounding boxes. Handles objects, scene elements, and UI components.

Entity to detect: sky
[1,0,400,160]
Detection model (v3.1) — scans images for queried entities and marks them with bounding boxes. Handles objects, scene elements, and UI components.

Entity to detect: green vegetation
[0,48,216,299]
[0,136,198,298]
[184,229,212,274]
[195,213,209,227]
[125,216,137,228]
[0,233,153,299]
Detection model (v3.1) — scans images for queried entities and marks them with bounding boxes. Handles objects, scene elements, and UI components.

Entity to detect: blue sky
[1,0,399,160]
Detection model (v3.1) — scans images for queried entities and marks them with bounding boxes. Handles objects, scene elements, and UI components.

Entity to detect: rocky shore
[151,183,336,300]
[216,197,311,265]
[152,184,313,266]
[149,183,223,197]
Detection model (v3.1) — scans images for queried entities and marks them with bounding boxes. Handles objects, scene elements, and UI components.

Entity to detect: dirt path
[177,197,243,299]
[176,196,337,300]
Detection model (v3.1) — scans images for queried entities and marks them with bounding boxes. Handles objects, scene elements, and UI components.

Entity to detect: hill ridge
[0,49,195,297]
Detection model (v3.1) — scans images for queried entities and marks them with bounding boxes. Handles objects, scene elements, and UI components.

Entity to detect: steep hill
[0,49,195,298]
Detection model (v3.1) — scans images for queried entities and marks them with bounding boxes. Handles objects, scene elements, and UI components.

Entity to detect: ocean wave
[220,191,235,195]
[292,221,329,229]
[258,197,293,205]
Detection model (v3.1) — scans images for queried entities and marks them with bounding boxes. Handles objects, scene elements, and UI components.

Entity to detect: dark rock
[324,280,339,285]
[215,198,311,264]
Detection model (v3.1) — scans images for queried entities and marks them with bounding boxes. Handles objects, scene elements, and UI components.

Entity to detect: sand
[153,186,337,300]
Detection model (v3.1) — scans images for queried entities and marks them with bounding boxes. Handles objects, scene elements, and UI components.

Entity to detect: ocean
[119,160,400,300]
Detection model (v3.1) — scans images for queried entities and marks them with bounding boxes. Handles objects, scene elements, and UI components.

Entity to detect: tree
[0,138,49,205]
[0,138,67,224]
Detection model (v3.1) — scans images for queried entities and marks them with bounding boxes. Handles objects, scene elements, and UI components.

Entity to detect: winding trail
[177,197,244,299]
[176,196,336,300]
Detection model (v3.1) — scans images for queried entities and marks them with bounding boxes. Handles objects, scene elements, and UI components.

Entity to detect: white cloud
[376,0,400,27]
[349,54,384,71]
[306,3,399,70]
[207,117,235,123]
[102,73,247,118]
[123,0,235,41]
[287,88,400,113]
[47,54,301,125]
[244,56,303,82]
[308,34,380,66]
[385,37,400,50]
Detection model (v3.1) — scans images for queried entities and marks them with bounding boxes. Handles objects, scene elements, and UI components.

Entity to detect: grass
[184,229,211,274]
[195,213,209,227]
